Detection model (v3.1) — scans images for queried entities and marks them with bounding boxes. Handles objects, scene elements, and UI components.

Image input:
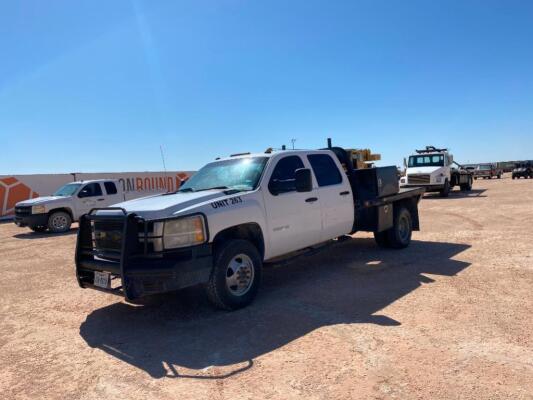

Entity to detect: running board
[265,236,351,268]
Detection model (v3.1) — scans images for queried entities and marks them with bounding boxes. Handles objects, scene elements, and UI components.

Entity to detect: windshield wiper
[189,186,228,192]
[177,187,195,193]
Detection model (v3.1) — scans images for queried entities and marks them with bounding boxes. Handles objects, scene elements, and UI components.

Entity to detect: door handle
[305,197,318,203]
[340,191,350,196]
[97,198,105,201]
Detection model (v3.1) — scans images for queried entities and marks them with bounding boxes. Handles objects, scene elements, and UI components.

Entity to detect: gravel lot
[1,176,532,400]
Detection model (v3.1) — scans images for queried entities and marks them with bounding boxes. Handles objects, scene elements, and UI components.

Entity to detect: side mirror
[403,158,407,168]
[295,168,313,192]
[78,189,89,198]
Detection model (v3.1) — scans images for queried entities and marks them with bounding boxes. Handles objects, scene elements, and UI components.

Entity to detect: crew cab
[14,180,124,233]
[474,163,502,180]
[75,143,424,310]
[400,146,473,197]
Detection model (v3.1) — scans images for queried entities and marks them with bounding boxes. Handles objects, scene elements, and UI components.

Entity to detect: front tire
[460,176,473,191]
[206,239,262,310]
[440,179,450,197]
[47,211,72,233]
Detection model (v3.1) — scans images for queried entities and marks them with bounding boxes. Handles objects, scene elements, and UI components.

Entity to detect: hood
[111,190,231,219]
[16,196,66,207]
[407,166,445,175]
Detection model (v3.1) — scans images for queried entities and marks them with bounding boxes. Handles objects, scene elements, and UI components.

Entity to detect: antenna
[160,145,168,181]
[290,138,297,150]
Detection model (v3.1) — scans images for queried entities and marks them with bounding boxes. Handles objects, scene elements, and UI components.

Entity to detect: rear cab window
[307,154,343,187]
[104,181,118,195]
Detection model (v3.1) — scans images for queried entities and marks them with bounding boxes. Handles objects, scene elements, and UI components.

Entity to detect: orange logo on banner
[0,178,39,217]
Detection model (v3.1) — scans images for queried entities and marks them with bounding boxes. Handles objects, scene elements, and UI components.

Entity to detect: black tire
[460,176,473,191]
[387,207,413,249]
[206,239,262,310]
[497,174,501,179]
[374,231,391,248]
[474,176,478,180]
[47,211,72,233]
[439,179,450,197]
[30,226,47,233]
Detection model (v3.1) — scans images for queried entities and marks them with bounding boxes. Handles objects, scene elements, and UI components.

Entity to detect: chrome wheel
[225,253,254,296]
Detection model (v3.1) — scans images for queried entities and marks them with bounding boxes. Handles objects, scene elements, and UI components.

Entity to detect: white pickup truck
[14,180,125,233]
[400,146,473,197]
[76,144,424,310]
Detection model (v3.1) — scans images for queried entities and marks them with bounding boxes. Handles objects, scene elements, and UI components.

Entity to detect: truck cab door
[75,182,104,217]
[307,153,354,241]
[263,155,322,258]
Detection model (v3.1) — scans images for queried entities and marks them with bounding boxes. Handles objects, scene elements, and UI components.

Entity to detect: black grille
[15,206,31,217]
[93,220,124,252]
[408,174,430,184]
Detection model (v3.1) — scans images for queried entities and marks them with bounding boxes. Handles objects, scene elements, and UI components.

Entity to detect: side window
[268,156,305,195]
[78,183,103,198]
[307,154,343,187]
[104,181,118,195]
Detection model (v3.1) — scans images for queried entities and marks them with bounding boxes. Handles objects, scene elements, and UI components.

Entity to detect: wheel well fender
[48,207,74,221]
[394,198,420,231]
[212,223,265,259]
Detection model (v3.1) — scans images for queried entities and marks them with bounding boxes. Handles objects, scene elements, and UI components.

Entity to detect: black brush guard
[75,208,213,301]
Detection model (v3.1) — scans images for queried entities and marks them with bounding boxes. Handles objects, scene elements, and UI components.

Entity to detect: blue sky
[1,0,532,174]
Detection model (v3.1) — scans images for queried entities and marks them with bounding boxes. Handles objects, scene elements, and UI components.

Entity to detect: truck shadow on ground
[423,189,487,199]
[79,238,471,380]
[13,228,78,239]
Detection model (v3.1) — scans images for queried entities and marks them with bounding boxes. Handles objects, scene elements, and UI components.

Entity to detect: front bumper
[400,183,444,192]
[75,209,213,301]
[14,213,48,227]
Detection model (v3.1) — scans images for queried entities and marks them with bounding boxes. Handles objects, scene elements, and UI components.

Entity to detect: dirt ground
[0,176,532,400]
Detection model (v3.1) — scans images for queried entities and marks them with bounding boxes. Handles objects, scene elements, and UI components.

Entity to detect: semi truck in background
[400,146,473,197]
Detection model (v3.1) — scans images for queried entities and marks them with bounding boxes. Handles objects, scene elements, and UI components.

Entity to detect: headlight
[163,215,206,249]
[400,178,406,184]
[31,205,46,214]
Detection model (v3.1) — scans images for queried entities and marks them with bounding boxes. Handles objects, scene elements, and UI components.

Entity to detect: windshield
[478,165,491,170]
[53,183,81,196]
[179,157,268,192]
[408,154,444,168]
